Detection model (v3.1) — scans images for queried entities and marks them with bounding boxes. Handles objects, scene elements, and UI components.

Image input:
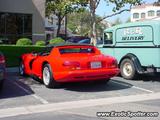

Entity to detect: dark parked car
[78,39,91,44]
[78,38,103,45]
[0,52,5,90]
[67,36,89,43]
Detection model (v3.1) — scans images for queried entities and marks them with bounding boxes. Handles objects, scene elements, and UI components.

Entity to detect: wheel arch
[42,61,49,69]
[41,61,59,88]
[119,53,144,74]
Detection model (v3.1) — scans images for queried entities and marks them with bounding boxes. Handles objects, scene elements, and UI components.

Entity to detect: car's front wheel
[19,61,25,76]
[42,64,59,88]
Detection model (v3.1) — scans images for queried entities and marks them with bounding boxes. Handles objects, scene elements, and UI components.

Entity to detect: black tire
[19,61,26,76]
[120,59,137,80]
[42,64,59,88]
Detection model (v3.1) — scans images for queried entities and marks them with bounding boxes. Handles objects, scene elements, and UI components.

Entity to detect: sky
[96,0,157,23]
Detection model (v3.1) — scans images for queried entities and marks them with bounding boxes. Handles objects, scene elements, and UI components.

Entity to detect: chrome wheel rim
[123,62,133,77]
[20,63,24,75]
[43,67,50,85]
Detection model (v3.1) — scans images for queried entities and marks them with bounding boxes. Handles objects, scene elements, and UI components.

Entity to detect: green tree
[154,0,160,6]
[87,0,142,45]
[68,10,108,36]
[125,17,131,23]
[112,17,122,26]
[67,10,91,35]
[46,0,87,37]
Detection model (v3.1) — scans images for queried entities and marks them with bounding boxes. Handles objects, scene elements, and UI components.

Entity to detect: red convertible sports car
[19,44,119,88]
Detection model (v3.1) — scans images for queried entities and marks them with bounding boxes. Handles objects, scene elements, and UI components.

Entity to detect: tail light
[63,61,80,70]
[110,59,118,68]
[106,59,118,68]
[0,55,5,64]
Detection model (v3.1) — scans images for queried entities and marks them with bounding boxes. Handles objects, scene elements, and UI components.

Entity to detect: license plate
[90,62,102,69]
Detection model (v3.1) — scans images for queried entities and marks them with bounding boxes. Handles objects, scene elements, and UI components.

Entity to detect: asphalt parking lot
[0,68,160,120]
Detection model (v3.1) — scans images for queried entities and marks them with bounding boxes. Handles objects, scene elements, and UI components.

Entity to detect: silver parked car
[0,52,5,90]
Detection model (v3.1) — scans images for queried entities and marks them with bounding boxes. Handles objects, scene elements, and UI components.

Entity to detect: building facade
[131,4,160,22]
[45,14,74,41]
[45,14,66,40]
[0,0,45,44]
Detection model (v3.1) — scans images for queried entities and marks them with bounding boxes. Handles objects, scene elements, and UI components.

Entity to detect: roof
[132,4,154,9]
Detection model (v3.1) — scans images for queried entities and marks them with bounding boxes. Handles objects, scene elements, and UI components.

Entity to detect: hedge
[35,40,46,46]
[0,45,45,67]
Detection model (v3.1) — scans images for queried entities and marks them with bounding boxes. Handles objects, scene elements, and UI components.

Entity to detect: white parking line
[132,86,154,93]
[111,80,154,93]
[14,82,49,104]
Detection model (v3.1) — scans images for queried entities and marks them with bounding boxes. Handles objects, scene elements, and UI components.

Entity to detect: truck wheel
[120,59,137,80]
[42,64,59,88]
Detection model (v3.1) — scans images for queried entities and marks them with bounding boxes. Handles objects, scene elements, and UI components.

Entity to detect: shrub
[0,45,45,67]
[35,40,45,46]
[16,38,32,46]
[49,37,65,45]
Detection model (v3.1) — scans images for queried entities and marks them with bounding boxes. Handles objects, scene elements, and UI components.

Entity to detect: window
[157,10,160,16]
[59,48,95,54]
[0,12,32,44]
[141,13,145,18]
[24,15,32,34]
[104,32,113,44]
[148,10,155,17]
[133,13,139,19]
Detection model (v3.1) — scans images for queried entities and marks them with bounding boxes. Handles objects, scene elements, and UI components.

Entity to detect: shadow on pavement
[0,75,35,99]
[61,79,132,92]
[137,74,160,82]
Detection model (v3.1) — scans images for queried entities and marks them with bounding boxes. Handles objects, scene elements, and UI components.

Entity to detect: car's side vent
[29,59,36,70]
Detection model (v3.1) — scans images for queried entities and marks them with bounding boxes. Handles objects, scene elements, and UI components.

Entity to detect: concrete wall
[0,0,46,43]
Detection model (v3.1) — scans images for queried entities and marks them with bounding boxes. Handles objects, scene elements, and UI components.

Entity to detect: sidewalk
[0,92,160,119]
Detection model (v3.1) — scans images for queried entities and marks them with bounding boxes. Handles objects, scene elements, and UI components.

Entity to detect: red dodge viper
[19,44,119,88]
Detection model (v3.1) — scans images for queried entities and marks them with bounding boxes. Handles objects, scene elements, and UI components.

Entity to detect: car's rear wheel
[120,59,137,80]
[43,64,59,88]
[19,61,25,76]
